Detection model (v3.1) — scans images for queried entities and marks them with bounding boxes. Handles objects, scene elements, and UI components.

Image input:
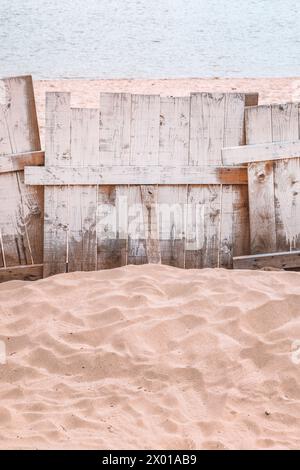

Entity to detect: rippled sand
[0,264,299,449]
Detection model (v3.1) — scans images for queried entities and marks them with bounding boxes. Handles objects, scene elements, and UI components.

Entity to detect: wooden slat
[99,93,131,165]
[68,108,98,272]
[98,93,131,269]
[130,94,160,165]
[25,165,248,185]
[222,140,300,165]
[233,251,300,270]
[97,185,127,269]
[0,150,44,174]
[129,95,160,265]
[0,263,43,282]
[272,103,300,251]
[220,93,246,268]
[158,96,189,268]
[140,185,161,264]
[0,75,43,271]
[245,103,300,254]
[43,92,71,277]
[188,93,224,268]
[245,105,276,254]
[187,93,247,268]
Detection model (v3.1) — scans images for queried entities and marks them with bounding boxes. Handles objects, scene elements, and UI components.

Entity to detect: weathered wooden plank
[233,250,300,270]
[0,150,44,174]
[68,108,98,272]
[140,185,161,264]
[187,93,247,268]
[242,95,259,147]
[189,93,226,166]
[129,95,160,264]
[127,185,147,265]
[159,96,190,165]
[0,75,43,270]
[158,96,189,267]
[98,93,131,269]
[272,103,300,251]
[43,92,71,277]
[232,185,250,258]
[186,185,220,268]
[25,165,248,186]
[0,264,43,282]
[220,93,246,268]
[245,105,276,254]
[99,93,131,165]
[222,140,300,165]
[188,93,225,268]
[130,94,160,165]
[97,186,127,269]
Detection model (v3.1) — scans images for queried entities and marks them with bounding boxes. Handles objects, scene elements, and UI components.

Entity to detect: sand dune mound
[0,264,299,450]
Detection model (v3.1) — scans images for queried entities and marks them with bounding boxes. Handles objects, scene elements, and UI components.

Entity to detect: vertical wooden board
[223,94,245,148]
[242,94,259,145]
[220,94,246,268]
[97,186,127,269]
[232,185,250,258]
[185,185,220,268]
[3,76,41,152]
[98,93,132,269]
[219,185,234,268]
[43,92,71,277]
[0,76,43,268]
[158,96,190,267]
[0,100,23,266]
[189,93,226,166]
[68,108,98,272]
[99,93,131,165]
[188,93,223,267]
[159,96,190,165]
[272,103,300,251]
[130,94,160,165]
[127,185,147,265]
[43,186,69,276]
[187,93,245,268]
[245,105,276,254]
[129,95,160,264]
[158,186,186,268]
[140,185,161,264]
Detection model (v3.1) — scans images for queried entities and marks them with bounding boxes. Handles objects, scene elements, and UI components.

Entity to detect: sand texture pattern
[0,264,299,450]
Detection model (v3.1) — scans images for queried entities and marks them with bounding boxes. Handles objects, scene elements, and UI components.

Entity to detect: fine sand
[0,264,300,450]
[33,77,300,145]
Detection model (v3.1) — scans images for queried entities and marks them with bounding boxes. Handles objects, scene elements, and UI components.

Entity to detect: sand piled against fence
[0,264,299,450]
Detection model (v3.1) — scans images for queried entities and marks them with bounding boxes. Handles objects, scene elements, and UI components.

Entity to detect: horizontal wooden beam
[0,151,44,174]
[0,264,43,282]
[222,140,300,165]
[24,165,248,186]
[233,251,300,270]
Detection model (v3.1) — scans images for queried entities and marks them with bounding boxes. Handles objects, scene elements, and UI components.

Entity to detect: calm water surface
[0,0,299,78]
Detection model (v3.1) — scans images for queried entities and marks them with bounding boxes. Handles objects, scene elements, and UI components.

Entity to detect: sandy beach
[33,78,300,145]
[0,264,299,450]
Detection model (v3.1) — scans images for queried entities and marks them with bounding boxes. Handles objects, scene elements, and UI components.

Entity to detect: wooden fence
[24,91,258,277]
[1,76,300,281]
